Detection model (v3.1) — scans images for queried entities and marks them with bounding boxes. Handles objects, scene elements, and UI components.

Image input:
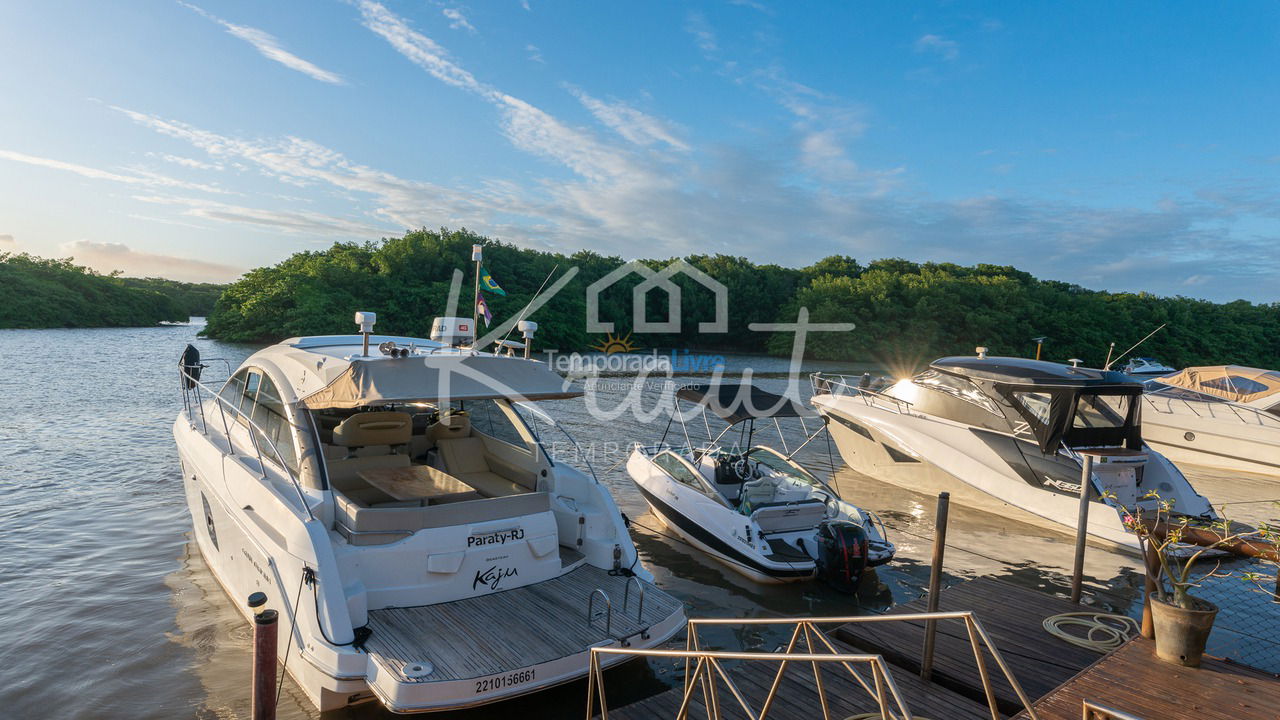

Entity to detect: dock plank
[1014,637,1280,720]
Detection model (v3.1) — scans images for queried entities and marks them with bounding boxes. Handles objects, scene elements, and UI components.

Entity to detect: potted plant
[1112,492,1260,667]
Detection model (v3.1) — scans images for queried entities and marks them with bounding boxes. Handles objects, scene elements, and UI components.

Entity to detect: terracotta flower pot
[1149,594,1218,667]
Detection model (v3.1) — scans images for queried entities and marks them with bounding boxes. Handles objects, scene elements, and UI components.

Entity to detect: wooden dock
[1014,637,1280,720]
[601,576,1280,719]
[835,577,1101,714]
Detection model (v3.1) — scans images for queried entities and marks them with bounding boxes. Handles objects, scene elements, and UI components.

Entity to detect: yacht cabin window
[914,370,1000,415]
[1200,376,1271,396]
[464,398,534,452]
[1073,394,1129,429]
[218,368,299,473]
[1012,391,1053,426]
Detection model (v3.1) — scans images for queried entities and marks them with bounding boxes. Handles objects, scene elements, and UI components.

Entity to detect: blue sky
[0,1,1276,300]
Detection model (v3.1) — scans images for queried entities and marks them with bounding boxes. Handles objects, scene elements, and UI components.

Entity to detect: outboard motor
[815,520,869,593]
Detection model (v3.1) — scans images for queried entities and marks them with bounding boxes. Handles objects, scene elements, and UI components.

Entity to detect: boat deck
[361,564,683,683]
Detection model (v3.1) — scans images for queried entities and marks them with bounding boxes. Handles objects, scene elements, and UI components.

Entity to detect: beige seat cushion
[457,471,527,498]
[333,411,412,448]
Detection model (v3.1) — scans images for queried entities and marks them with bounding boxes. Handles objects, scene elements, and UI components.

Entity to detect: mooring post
[249,592,278,720]
[1070,454,1095,604]
[920,491,950,682]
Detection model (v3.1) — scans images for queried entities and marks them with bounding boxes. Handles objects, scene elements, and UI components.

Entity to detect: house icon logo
[585,259,728,334]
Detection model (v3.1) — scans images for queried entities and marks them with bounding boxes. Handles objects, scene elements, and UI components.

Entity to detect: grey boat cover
[301,354,581,409]
[676,383,816,425]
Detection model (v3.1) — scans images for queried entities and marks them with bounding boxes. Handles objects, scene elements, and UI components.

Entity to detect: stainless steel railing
[811,373,914,415]
[586,611,1040,720]
[1143,390,1280,427]
[179,364,315,521]
[1082,700,1145,720]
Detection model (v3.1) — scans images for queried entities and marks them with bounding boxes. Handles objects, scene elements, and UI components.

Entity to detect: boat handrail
[811,372,914,415]
[1143,390,1280,427]
[585,610,1039,720]
[179,365,316,521]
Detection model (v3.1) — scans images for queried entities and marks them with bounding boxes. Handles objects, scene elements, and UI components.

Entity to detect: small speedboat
[1122,357,1177,376]
[812,354,1218,553]
[1139,366,1280,476]
[626,383,894,587]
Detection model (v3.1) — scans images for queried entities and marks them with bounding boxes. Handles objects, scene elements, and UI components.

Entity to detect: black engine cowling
[815,520,869,593]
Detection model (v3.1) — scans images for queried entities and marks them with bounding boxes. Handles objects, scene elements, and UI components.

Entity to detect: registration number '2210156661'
[475,668,535,694]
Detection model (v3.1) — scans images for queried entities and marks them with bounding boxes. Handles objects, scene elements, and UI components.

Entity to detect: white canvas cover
[1156,365,1280,405]
[300,354,581,409]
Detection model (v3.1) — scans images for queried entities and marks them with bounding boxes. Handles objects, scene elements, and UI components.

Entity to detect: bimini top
[676,383,815,425]
[931,356,1134,387]
[1154,365,1280,406]
[240,334,581,409]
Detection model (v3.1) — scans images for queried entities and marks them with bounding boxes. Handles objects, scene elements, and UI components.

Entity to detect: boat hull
[812,396,1170,554]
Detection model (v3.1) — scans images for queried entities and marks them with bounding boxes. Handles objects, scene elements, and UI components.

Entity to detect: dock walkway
[602,577,1280,719]
[834,577,1100,714]
[1014,637,1280,720]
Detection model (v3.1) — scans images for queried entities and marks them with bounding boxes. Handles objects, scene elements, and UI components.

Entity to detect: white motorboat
[811,355,1217,552]
[1122,357,1177,376]
[1139,366,1280,476]
[626,383,894,587]
[172,314,684,713]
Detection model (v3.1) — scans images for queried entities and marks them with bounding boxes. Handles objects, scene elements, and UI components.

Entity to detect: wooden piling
[920,491,950,682]
[1069,454,1094,604]
[248,592,278,720]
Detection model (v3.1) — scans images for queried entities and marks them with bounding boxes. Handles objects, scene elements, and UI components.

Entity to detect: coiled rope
[1042,612,1140,653]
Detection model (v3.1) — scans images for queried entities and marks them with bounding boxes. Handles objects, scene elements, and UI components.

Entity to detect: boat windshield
[513,401,596,480]
[746,446,819,485]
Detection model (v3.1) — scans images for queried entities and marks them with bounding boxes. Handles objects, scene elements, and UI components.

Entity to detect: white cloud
[152,152,222,170]
[914,34,958,61]
[442,7,476,33]
[684,11,718,55]
[180,2,344,84]
[101,3,1276,303]
[133,195,394,237]
[0,149,229,194]
[568,88,689,151]
[0,234,16,248]
[60,239,244,283]
[526,43,545,64]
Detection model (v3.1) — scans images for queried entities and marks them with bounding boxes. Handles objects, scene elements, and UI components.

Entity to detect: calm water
[0,324,1274,719]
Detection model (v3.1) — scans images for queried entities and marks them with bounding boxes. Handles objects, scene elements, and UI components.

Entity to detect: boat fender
[815,520,869,594]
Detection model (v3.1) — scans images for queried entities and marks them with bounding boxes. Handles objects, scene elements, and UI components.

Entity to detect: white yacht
[1139,366,1280,476]
[1122,357,1177,376]
[172,314,684,713]
[626,383,894,586]
[811,356,1217,552]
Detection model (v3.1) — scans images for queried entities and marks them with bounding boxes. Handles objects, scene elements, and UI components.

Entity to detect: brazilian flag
[479,267,506,296]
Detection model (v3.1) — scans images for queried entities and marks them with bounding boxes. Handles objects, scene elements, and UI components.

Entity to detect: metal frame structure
[810,373,915,415]
[585,611,1040,720]
[1081,700,1145,720]
[179,361,315,520]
